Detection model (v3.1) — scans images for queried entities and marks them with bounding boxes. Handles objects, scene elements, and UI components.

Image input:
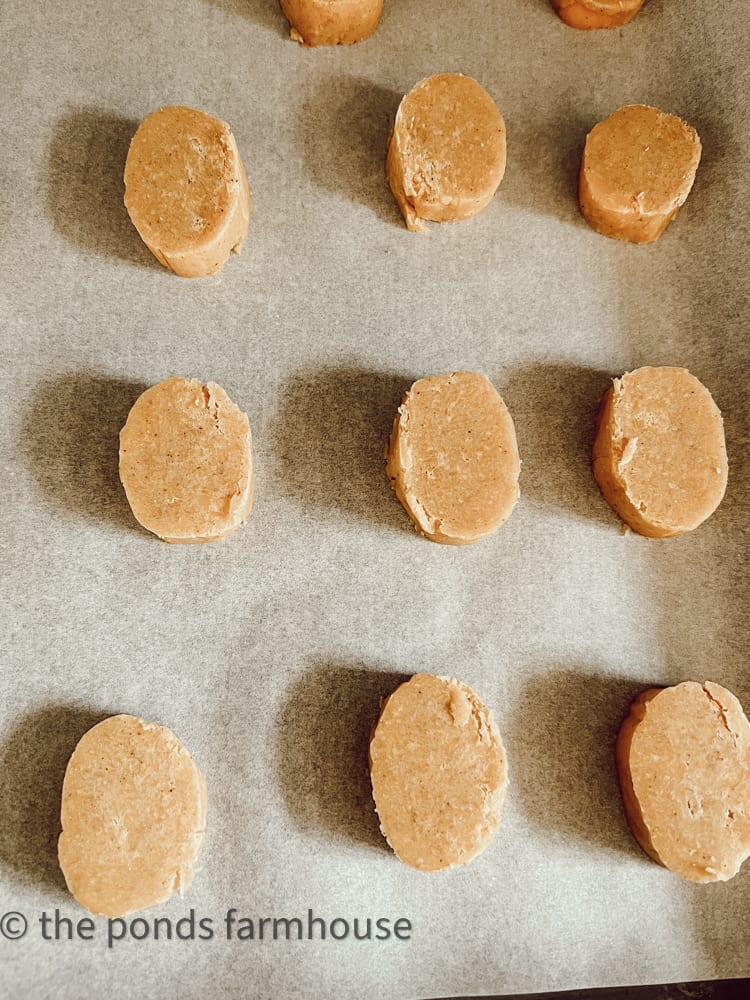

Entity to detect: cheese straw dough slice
[124,105,251,277]
[592,366,727,538]
[579,105,701,243]
[616,682,750,882]
[280,0,382,46]
[387,74,506,232]
[119,377,254,543]
[386,371,520,545]
[58,715,207,917]
[369,674,508,871]
[551,0,644,30]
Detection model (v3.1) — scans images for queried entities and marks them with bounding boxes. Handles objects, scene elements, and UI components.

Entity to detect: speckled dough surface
[385,371,520,544]
[119,377,254,543]
[58,715,207,917]
[579,104,701,243]
[386,73,506,231]
[616,682,750,882]
[280,0,382,45]
[592,366,727,538]
[369,674,508,871]
[124,105,251,277]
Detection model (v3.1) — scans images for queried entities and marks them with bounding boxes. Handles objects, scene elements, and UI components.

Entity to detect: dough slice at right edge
[592,366,727,537]
[579,104,701,243]
[616,682,750,882]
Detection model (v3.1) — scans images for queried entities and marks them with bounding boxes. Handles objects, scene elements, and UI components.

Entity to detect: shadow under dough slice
[58,715,207,917]
[119,377,254,543]
[369,673,508,871]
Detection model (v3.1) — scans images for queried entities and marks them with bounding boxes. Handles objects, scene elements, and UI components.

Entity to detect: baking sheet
[1,1,749,997]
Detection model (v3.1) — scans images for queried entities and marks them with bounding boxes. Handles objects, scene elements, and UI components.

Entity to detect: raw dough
[551,0,644,30]
[579,104,701,243]
[386,371,520,544]
[369,673,508,871]
[592,366,727,538]
[119,377,254,543]
[124,105,251,277]
[280,0,382,45]
[616,682,750,882]
[58,715,207,917]
[387,73,506,232]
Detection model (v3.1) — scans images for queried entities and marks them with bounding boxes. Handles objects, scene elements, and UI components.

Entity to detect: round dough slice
[119,377,254,543]
[579,104,701,243]
[58,715,207,917]
[369,673,508,871]
[616,682,750,882]
[124,105,251,277]
[387,74,506,232]
[592,366,727,538]
[385,371,520,545]
[551,0,644,30]
[280,0,382,46]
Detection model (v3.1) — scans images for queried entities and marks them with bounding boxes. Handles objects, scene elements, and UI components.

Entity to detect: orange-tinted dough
[579,105,701,243]
[387,74,506,232]
[369,674,508,871]
[280,0,382,45]
[616,682,750,882]
[386,371,520,544]
[124,105,251,277]
[551,0,644,29]
[592,366,727,538]
[58,715,207,917]
[119,377,254,543]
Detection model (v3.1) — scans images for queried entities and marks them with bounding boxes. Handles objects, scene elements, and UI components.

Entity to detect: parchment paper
[1,1,749,997]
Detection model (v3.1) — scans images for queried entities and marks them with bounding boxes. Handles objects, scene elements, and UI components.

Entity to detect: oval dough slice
[387,74,506,232]
[592,366,727,538]
[58,715,207,917]
[119,377,254,543]
[579,104,701,243]
[124,105,251,277]
[616,682,750,882]
[386,371,520,545]
[280,0,382,45]
[369,673,508,871]
[551,0,644,30]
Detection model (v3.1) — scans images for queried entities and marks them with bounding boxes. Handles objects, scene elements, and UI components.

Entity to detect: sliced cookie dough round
[592,366,727,538]
[119,377,254,543]
[387,73,506,232]
[58,715,207,917]
[551,0,644,30]
[369,673,508,871]
[579,104,701,243]
[386,371,520,544]
[616,682,750,882]
[124,105,251,277]
[280,0,382,45]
